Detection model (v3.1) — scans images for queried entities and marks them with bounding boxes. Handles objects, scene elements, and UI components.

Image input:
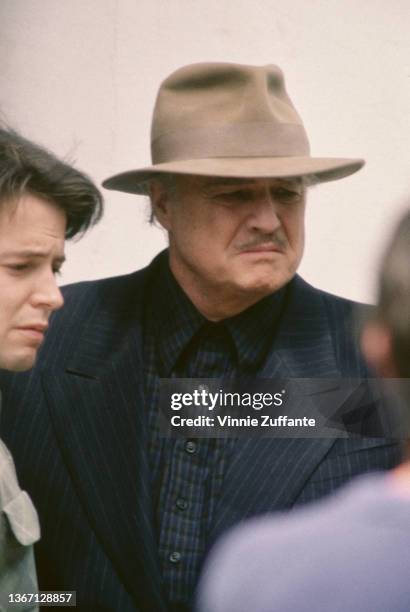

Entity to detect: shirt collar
[147,253,205,376]
[225,286,286,372]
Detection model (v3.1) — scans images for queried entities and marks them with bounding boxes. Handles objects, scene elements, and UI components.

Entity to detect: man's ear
[361,321,398,377]
[149,180,172,231]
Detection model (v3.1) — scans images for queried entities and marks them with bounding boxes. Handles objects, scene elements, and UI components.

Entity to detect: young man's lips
[15,325,48,341]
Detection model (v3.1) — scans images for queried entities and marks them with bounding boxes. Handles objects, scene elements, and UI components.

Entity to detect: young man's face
[0,193,66,371]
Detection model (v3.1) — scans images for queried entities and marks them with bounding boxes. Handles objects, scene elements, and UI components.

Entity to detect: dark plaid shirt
[143,252,286,607]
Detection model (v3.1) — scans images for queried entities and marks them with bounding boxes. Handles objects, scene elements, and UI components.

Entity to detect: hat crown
[153,63,303,134]
[102,61,364,195]
[150,62,310,164]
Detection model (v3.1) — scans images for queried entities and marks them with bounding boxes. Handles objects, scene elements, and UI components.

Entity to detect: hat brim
[102,156,364,195]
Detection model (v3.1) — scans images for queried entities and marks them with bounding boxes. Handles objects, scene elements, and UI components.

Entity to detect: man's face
[0,193,65,371]
[153,175,306,313]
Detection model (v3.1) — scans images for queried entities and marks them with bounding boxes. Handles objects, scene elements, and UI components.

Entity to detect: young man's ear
[361,321,398,377]
[149,180,172,231]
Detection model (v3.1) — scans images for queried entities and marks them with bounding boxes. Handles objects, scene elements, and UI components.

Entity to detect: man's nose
[31,274,65,312]
[248,189,281,233]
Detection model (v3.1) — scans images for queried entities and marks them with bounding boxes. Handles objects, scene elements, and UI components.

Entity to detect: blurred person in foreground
[197,209,410,612]
[0,127,102,610]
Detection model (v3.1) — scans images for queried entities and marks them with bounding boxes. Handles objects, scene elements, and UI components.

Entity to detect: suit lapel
[211,277,347,542]
[260,275,341,379]
[42,269,167,611]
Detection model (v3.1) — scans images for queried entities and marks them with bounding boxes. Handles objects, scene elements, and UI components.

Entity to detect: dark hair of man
[0,127,103,239]
[377,209,410,378]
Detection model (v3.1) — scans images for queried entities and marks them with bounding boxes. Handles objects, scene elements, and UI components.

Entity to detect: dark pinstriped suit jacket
[0,254,402,611]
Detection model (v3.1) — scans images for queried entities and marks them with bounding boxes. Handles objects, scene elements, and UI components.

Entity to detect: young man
[197,209,410,612]
[0,127,102,610]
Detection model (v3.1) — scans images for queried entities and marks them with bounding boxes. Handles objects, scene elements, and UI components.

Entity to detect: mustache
[236,233,288,251]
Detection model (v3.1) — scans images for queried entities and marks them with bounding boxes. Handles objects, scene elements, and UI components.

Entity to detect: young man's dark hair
[0,127,103,238]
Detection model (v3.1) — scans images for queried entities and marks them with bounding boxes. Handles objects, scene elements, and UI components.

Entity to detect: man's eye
[215,190,251,203]
[7,263,30,272]
[53,267,62,276]
[273,188,303,203]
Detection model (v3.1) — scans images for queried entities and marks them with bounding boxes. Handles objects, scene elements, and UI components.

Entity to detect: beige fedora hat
[103,62,364,195]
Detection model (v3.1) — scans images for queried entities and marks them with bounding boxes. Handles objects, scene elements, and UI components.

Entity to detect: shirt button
[176,498,188,511]
[185,440,197,454]
[169,551,181,564]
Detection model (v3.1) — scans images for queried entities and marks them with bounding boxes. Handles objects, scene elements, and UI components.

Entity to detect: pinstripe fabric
[0,251,402,612]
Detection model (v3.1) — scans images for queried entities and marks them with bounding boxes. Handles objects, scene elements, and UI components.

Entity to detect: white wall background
[1,0,409,303]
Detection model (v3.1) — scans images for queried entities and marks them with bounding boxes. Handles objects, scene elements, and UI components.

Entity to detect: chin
[2,352,37,372]
[240,271,292,296]
[240,260,294,290]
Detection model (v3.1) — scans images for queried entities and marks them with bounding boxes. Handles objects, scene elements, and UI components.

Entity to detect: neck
[169,259,267,322]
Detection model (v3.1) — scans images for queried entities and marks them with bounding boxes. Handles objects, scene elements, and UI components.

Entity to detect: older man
[197,208,410,612]
[0,127,102,610]
[0,64,401,612]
